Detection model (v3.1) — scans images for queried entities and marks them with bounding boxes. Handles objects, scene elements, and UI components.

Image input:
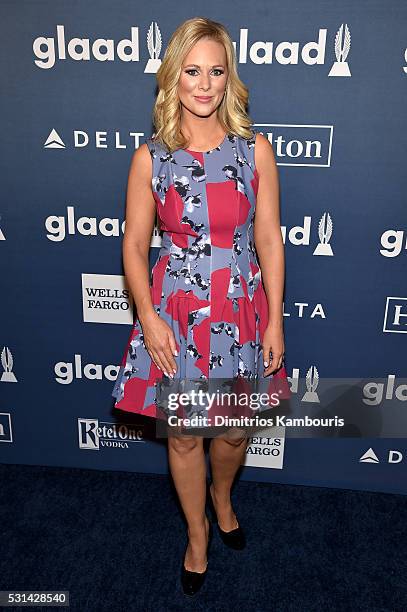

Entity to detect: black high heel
[181,518,213,596]
[206,479,246,550]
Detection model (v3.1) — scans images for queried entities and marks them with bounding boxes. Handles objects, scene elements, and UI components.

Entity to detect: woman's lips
[194,96,213,103]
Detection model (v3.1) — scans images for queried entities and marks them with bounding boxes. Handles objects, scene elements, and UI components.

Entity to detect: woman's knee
[219,427,248,447]
[167,431,203,454]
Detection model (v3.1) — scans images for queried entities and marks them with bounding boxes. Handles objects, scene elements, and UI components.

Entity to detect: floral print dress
[112,130,291,420]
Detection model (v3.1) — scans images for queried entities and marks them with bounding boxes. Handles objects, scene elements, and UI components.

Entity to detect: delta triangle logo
[44,129,65,149]
[359,448,379,463]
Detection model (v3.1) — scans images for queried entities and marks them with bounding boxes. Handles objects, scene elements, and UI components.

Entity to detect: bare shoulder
[128,142,152,183]
[254,132,277,174]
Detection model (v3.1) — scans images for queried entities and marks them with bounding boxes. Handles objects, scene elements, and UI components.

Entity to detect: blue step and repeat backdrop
[1,1,406,494]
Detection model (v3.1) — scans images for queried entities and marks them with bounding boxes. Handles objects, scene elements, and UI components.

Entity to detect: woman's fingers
[157,349,174,377]
[168,332,179,358]
[264,355,283,376]
[147,336,177,376]
[149,349,173,378]
[263,344,284,376]
[150,350,164,373]
[263,344,271,369]
[161,337,177,374]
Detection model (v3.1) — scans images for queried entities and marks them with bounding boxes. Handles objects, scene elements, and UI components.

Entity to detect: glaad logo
[44,205,161,247]
[54,354,120,384]
[359,448,403,464]
[363,375,407,405]
[33,24,350,74]
[238,25,351,74]
[78,418,144,450]
[380,228,407,257]
[383,297,407,334]
[281,213,334,255]
[328,24,351,77]
[33,22,163,71]
[34,24,141,69]
[1,347,17,383]
[0,413,13,443]
[45,206,125,241]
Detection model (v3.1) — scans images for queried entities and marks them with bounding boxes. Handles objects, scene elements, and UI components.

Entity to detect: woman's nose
[198,75,211,90]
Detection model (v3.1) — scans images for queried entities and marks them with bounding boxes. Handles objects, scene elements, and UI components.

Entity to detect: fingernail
[264,362,268,367]
[174,350,179,357]
[173,369,176,374]
[164,371,169,377]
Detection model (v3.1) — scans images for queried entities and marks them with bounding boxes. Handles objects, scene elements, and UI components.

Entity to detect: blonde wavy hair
[151,17,254,153]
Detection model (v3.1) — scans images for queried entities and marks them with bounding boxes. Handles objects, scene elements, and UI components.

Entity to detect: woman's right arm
[122,143,178,377]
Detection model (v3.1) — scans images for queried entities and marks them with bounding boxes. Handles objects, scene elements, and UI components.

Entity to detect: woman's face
[178,37,228,118]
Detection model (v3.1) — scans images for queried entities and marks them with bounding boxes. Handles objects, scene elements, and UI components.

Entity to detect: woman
[112,17,290,596]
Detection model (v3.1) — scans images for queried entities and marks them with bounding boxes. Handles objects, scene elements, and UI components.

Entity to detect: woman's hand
[262,323,285,377]
[139,311,178,377]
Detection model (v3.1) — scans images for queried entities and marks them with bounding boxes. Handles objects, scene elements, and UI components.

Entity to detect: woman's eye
[185,69,224,76]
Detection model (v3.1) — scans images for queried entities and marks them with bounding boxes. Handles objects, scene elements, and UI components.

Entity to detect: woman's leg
[208,427,249,531]
[167,426,209,572]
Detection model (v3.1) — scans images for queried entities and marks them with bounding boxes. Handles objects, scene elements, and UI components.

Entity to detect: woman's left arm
[253,133,286,376]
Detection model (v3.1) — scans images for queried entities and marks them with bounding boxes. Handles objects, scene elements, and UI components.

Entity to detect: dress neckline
[184,132,229,154]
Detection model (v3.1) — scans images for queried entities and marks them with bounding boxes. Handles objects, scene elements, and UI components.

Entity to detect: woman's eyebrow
[183,64,225,68]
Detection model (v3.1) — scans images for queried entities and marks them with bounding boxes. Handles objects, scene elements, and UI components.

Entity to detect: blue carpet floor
[1,462,406,611]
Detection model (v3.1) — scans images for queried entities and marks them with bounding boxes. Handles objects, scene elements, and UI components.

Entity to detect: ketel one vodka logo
[313,212,334,256]
[78,418,144,449]
[144,22,162,73]
[1,347,17,383]
[328,23,351,77]
[301,365,320,403]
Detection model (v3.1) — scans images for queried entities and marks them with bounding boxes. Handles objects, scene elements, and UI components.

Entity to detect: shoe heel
[181,516,213,597]
[206,480,246,550]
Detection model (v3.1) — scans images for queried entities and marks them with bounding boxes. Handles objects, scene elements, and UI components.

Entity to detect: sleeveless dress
[111,130,291,420]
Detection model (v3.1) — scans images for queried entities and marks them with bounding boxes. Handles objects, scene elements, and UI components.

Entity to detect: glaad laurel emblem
[313,212,334,256]
[144,22,162,73]
[328,23,351,77]
[1,347,17,382]
[301,366,320,403]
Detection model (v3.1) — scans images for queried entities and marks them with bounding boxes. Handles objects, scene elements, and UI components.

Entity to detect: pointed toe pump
[181,519,213,596]
[206,480,246,550]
